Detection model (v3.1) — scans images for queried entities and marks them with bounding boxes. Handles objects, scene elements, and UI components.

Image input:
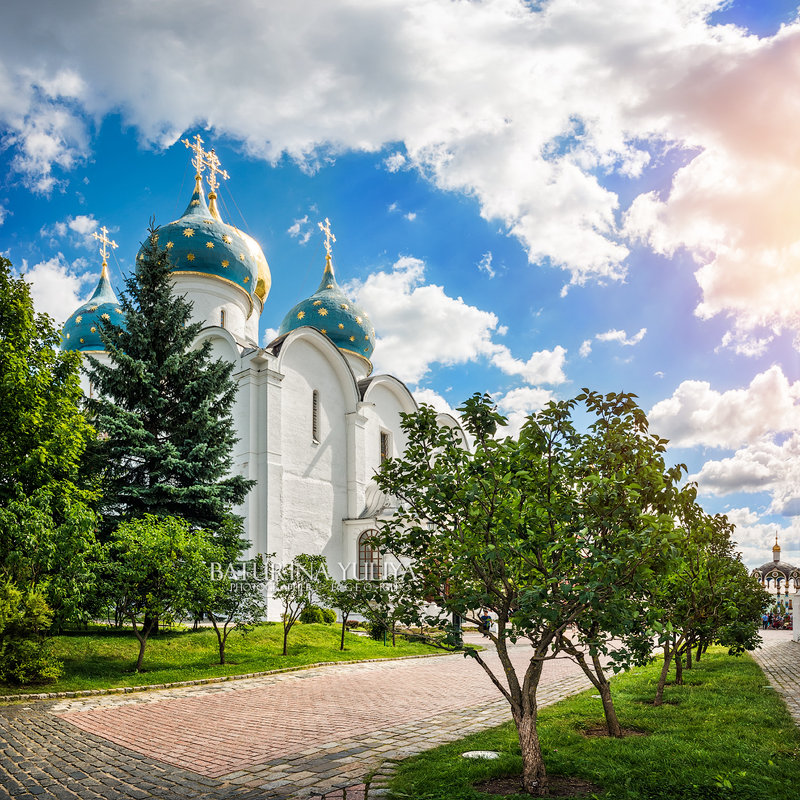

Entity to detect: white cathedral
[61,140,462,595]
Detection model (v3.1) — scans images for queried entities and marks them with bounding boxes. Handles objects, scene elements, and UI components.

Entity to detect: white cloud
[0,205,7,225]
[263,326,279,346]
[478,251,495,279]
[595,327,647,347]
[648,366,800,449]
[287,215,311,245]
[721,507,800,571]
[496,385,555,437]
[40,214,100,249]
[413,387,455,416]
[350,255,567,386]
[19,255,95,324]
[404,211,416,221]
[579,339,592,358]
[2,0,798,309]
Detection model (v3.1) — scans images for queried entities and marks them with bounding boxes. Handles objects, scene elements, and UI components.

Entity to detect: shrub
[321,608,337,624]
[299,605,325,624]
[368,618,389,640]
[345,619,363,630]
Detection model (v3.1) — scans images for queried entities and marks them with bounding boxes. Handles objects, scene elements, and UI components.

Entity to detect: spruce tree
[86,226,254,537]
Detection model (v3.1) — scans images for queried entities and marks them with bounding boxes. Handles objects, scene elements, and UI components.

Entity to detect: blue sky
[2,0,800,569]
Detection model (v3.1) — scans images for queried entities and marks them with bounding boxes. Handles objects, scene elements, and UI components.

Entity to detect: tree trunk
[340,615,348,651]
[685,640,693,670]
[219,636,226,665]
[674,648,683,685]
[283,624,290,656]
[392,624,396,647]
[514,709,548,796]
[591,653,622,737]
[654,644,672,706]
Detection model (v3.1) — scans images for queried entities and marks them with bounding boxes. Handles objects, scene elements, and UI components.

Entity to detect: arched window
[220,309,226,328]
[358,530,382,581]
[312,389,320,442]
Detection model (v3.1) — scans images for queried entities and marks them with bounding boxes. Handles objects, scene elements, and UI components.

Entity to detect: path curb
[0,650,456,705]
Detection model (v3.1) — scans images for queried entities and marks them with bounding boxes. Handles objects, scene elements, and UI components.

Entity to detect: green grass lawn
[0,623,441,696]
[388,648,800,799]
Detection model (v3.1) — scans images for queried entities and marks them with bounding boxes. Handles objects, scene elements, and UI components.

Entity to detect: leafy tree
[108,515,215,670]
[272,554,331,656]
[195,556,266,665]
[375,391,682,795]
[0,259,99,679]
[85,227,254,532]
[0,257,95,505]
[321,578,375,650]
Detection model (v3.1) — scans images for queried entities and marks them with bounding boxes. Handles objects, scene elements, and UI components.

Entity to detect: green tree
[272,554,331,656]
[375,391,682,796]
[108,515,215,671]
[0,259,99,680]
[85,227,254,532]
[321,578,374,650]
[195,555,267,665]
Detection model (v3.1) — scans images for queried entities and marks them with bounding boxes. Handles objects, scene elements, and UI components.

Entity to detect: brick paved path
[0,638,591,799]
[749,629,800,725]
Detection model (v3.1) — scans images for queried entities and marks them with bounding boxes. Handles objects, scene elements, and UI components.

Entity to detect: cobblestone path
[750,629,800,726]
[1,640,591,799]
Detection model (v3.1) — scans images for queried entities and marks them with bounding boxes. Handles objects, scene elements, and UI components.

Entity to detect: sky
[2,0,800,570]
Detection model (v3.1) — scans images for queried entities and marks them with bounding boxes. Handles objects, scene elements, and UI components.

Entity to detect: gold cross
[92,225,118,267]
[182,133,207,176]
[204,148,229,195]
[318,217,336,260]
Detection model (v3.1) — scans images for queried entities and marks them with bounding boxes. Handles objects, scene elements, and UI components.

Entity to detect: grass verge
[0,623,442,697]
[388,647,800,799]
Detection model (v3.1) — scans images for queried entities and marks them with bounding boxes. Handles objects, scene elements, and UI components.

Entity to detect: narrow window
[220,309,226,328]
[358,530,382,581]
[312,389,320,443]
[380,431,391,463]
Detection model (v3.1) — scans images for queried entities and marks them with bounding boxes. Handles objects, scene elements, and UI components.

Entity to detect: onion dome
[62,263,124,352]
[138,175,270,306]
[754,535,800,582]
[278,220,375,363]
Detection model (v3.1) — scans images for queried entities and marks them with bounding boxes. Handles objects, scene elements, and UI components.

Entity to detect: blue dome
[137,177,270,304]
[61,265,124,352]
[278,254,375,364]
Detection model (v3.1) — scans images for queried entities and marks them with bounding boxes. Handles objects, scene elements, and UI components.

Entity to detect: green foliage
[299,605,325,624]
[375,389,685,792]
[85,227,254,532]
[108,515,217,670]
[272,554,332,655]
[0,257,95,505]
[319,577,376,649]
[0,580,62,684]
[321,608,337,624]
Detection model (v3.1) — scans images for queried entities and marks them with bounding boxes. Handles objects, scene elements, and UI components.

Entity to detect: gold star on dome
[203,219,214,225]
[318,308,328,316]
[166,242,174,249]
[101,313,110,321]
[90,326,96,333]
[364,335,369,340]
[297,311,305,320]
[349,335,355,342]
[239,253,245,261]
[313,300,322,306]
[183,228,194,237]
[340,303,349,310]
[65,333,70,339]
[191,199,200,206]
[326,284,334,289]
[221,260,229,268]
[243,276,250,283]
[75,315,83,323]
[338,323,344,329]
[115,308,123,314]
[80,338,84,343]
[89,306,98,312]
[206,242,214,249]
[321,329,327,335]
[356,316,362,324]
[187,253,195,262]
[223,234,232,244]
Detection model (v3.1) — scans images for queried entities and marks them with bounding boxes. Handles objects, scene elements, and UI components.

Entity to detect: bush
[299,605,325,624]
[345,619,363,630]
[0,580,63,685]
[368,618,389,640]
[321,608,337,624]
